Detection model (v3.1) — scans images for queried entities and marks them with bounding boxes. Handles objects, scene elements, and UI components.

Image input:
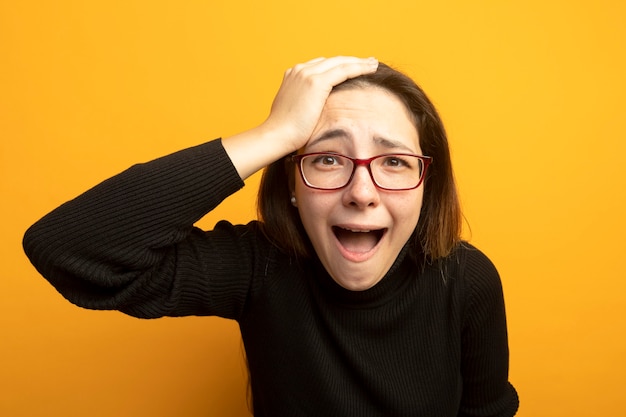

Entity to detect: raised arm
[22,56,378,318]
[22,140,247,316]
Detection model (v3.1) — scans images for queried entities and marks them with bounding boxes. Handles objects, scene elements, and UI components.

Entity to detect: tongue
[335,228,379,253]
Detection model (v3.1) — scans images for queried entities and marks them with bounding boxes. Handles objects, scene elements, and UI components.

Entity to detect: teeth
[344,228,371,233]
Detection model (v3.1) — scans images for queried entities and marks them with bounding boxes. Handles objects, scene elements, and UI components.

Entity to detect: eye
[382,155,411,168]
[321,155,339,165]
[311,154,346,166]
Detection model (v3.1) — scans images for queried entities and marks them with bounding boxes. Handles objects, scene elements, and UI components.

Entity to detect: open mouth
[332,226,386,254]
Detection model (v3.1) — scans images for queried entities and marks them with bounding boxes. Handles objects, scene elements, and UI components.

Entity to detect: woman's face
[294,86,424,291]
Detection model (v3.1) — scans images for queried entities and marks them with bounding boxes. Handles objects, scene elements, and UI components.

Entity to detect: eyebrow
[308,128,416,153]
[373,137,416,153]
[308,128,351,147]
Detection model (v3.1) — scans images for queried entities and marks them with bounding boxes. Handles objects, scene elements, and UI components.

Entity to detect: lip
[332,225,387,263]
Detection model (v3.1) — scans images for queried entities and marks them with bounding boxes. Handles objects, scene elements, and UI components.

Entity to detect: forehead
[323,85,413,118]
[307,86,420,152]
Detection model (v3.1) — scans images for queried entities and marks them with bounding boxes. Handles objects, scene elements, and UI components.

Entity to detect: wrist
[222,124,296,181]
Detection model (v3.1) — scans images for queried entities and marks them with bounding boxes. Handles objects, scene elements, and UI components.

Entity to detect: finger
[303,57,379,88]
[284,56,325,77]
[302,56,326,65]
[292,56,375,77]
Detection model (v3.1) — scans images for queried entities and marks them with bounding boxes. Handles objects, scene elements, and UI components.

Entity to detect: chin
[327,264,386,291]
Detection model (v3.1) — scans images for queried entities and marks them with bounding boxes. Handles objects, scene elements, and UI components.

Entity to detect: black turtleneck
[23,139,518,416]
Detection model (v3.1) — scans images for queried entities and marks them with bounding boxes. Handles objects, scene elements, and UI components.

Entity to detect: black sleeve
[458,245,520,417]
[22,139,261,319]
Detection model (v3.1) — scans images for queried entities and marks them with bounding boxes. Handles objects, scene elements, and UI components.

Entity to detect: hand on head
[264,56,379,153]
[223,56,378,180]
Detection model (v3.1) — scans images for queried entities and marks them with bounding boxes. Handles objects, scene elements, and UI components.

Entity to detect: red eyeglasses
[292,152,432,191]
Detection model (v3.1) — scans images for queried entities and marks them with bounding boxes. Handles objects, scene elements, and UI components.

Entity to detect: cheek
[294,183,327,228]
[391,192,424,226]
[294,177,336,208]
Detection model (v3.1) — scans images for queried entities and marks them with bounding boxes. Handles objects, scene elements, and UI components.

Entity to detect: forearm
[222,124,296,180]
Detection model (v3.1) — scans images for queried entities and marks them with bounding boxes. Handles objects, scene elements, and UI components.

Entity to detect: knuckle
[291,62,307,73]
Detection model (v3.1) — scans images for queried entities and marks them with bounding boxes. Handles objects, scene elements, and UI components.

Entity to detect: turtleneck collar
[308,244,418,308]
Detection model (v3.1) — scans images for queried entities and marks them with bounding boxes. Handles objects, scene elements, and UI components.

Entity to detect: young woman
[23,56,519,416]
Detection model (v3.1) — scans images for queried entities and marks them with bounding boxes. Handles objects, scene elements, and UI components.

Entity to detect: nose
[342,165,380,208]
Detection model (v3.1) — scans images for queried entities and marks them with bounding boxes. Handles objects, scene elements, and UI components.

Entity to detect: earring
[290,196,297,207]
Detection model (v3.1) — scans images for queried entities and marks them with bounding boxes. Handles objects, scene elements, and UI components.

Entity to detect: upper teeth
[345,228,371,233]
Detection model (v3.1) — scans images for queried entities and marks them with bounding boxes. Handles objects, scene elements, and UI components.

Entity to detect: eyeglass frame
[291,152,433,191]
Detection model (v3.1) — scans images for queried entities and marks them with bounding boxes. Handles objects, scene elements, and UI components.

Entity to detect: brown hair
[257,63,462,261]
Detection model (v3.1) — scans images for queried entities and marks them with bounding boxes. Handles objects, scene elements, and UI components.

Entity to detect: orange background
[2,1,625,416]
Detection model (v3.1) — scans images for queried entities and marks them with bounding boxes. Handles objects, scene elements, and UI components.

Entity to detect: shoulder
[433,241,499,282]
[454,242,500,281]
[210,219,273,254]
[442,242,504,305]
[209,219,288,276]
[447,242,508,325]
